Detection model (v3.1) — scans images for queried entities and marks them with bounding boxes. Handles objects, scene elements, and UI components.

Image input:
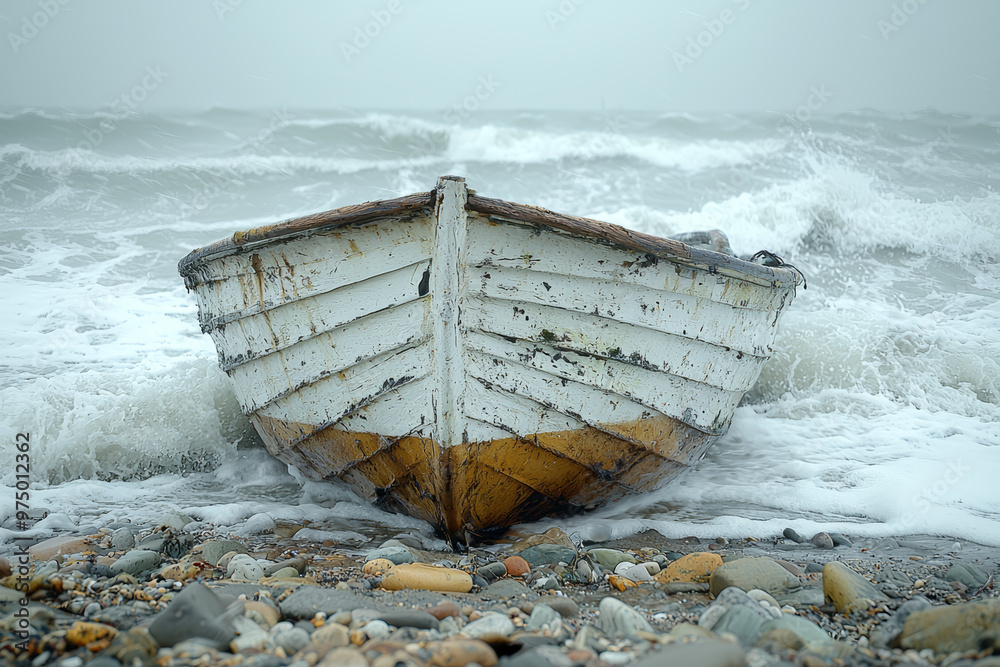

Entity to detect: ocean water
[1,109,998,552]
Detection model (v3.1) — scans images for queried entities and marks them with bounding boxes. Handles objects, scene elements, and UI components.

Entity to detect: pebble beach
[2,515,997,667]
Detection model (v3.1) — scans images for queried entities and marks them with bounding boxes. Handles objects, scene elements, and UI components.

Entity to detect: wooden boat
[179,176,803,544]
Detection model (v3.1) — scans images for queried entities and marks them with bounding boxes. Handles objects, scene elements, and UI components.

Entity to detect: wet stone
[782,528,806,543]
[810,532,835,549]
[518,544,577,567]
[478,561,508,583]
[525,603,562,631]
[279,588,394,619]
[898,599,1000,653]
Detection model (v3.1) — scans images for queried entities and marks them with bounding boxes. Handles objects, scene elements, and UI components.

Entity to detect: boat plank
[463,295,767,392]
[463,329,743,416]
[228,301,430,413]
[467,263,779,353]
[193,220,433,330]
[211,260,432,369]
[255,342,432,430]
[465,214,794,307]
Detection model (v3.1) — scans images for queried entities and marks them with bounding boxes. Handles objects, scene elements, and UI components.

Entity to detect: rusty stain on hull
[252,412,713,541]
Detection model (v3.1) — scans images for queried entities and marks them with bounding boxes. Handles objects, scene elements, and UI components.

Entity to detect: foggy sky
[1,0,997,115]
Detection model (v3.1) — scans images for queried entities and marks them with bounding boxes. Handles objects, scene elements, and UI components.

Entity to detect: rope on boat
[750,250,808,289]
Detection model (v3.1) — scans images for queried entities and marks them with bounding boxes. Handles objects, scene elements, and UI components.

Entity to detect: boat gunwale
[177,180,802,289]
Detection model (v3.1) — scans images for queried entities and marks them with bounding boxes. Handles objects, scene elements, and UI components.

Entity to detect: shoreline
[1,518,998,666]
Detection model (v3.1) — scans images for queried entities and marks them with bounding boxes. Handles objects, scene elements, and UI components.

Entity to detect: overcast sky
[1,0,997,114]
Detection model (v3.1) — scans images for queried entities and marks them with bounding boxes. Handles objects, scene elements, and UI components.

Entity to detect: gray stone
[713,605,768,645]
[148,583,235,649]
[714,587,778,623]
[360,619,391,640]
[111,550,161,577]
[945,563,991,590]
[829,533,852,547]
[587,548,635,570]
[270,625,310,653]
[758,615,831,647]
[518,544,577,567]
[477,561,508,583]
[823,562,888,614]
[597,597,652,638]
[540,596,579,619]
[525,603,562,631]
[279,587,394,619]
[199,540,248,566]
[810,532,835,549]
[504,644,574,667]
[377,609,439,630]
[227,554,264,581]
[782,528,805,543]
[709,557,800,596]
[698,604,728,630]
[364,545,413,565]
[484,579,535,600]
[462,611,514,638]
[110,527,134,551]
[630,639,748,667]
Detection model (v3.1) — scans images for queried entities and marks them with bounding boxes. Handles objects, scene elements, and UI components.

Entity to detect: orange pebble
[503,556,530,578]
[608,575,637,592]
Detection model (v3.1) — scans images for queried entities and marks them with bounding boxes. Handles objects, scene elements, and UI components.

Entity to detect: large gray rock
[462,611,515,638]
[897,599,1000,653]
[526,603,562,632]
[541,596,579,619]
[110,527,134,551]
[709,557,800,596]
[148,583,236,649]
[597,597,652,638]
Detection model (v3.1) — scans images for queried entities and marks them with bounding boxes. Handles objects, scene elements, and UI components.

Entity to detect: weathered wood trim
[431,176,469,451]
[465,193,801,288]
[178,192,434,278]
